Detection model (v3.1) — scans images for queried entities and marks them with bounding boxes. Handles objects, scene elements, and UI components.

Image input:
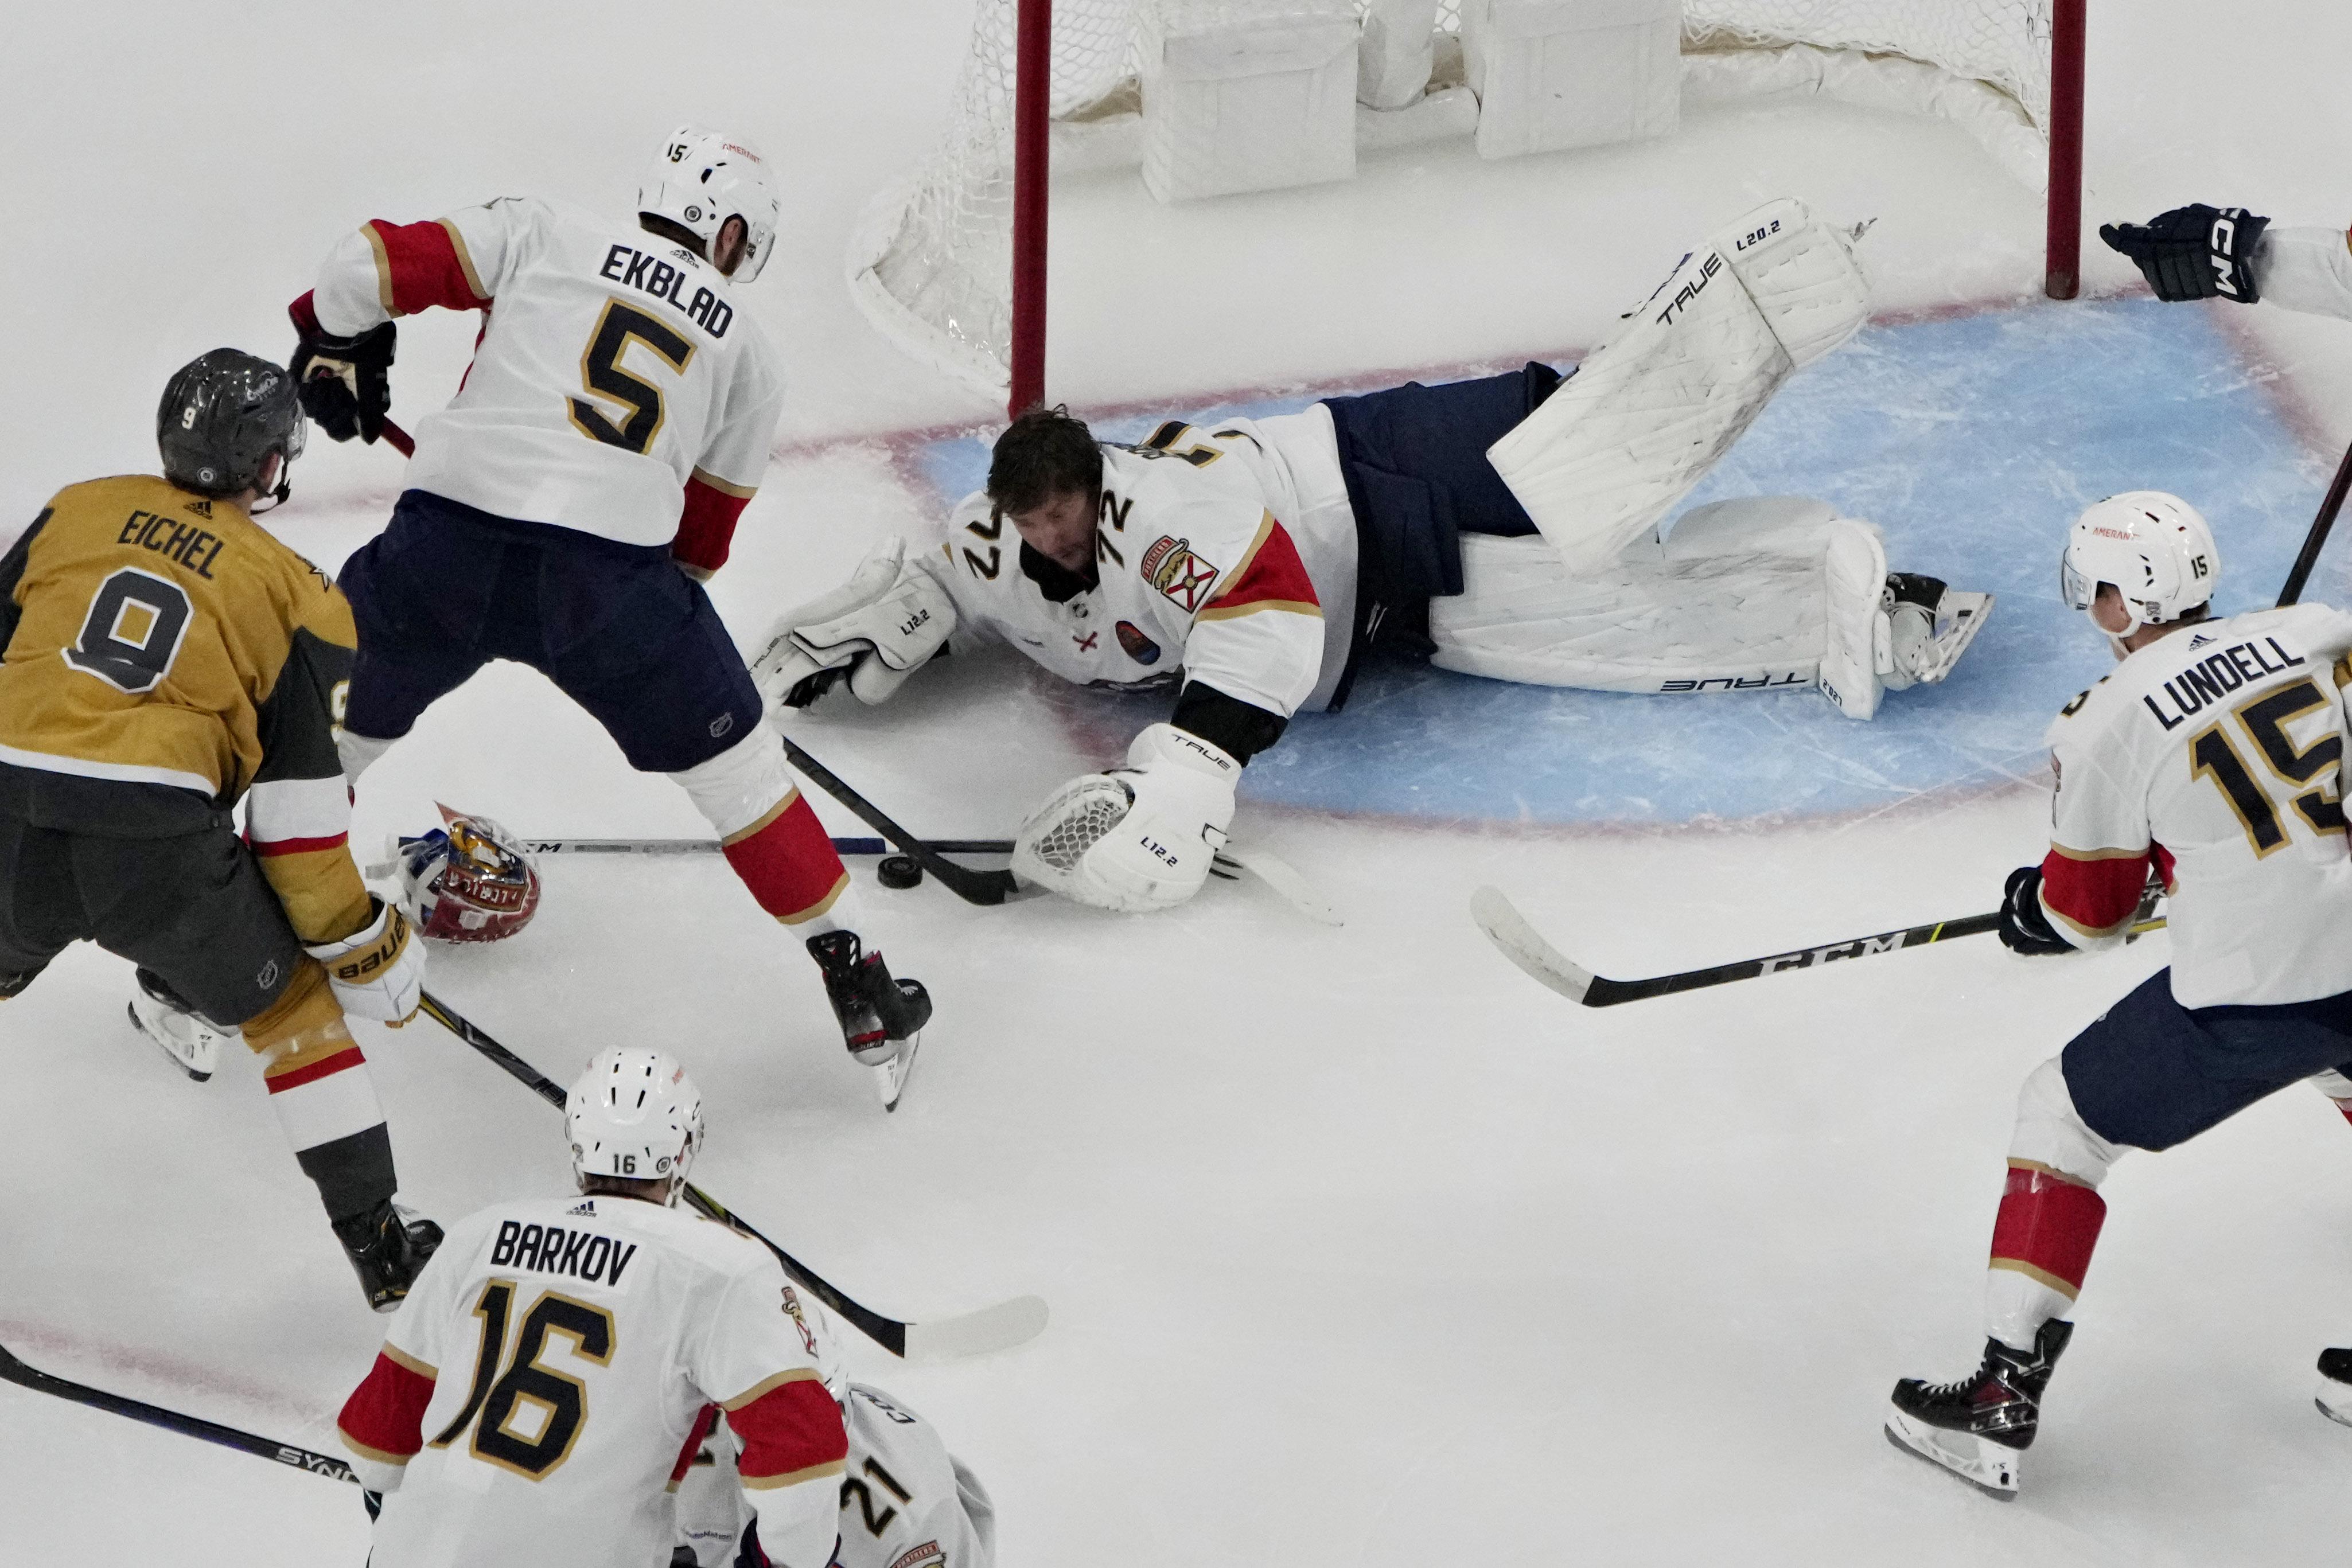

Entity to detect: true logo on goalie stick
[1140,535,1220,613]
[1116,619,1162,665]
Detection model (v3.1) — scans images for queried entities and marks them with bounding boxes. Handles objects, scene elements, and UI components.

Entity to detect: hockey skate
[2318,1347,2352,1427]
[126,969,238,1082]
[807,931,931,1113]
[1881,573,1993,689]
[333,1200,444,1313]
[1886,1318,2071,1499]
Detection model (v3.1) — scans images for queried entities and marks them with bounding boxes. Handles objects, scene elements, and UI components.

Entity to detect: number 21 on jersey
[431,1280,616,1480]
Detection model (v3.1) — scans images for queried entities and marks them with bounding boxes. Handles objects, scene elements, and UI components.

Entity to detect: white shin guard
[1987,1058,2124,1350]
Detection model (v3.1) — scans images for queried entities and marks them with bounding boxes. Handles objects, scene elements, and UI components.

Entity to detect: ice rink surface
[8,2,2352,1564]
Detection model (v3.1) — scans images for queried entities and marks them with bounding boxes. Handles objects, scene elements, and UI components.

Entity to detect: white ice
[7,3,2352,1563]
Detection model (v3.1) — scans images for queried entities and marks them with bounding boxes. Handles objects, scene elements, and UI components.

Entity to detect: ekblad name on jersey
[2038,601,2352,1009]
[305,196,784,567]
[922,411,1352,716]
[338,1193,847,1568]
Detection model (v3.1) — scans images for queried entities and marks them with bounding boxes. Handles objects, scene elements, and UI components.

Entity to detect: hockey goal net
[851,0,2086,411]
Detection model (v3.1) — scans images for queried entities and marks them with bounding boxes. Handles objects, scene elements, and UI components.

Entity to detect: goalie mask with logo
[387,805,543,943]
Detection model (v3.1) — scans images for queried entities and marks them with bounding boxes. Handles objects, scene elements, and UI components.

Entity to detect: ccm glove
[305,897,425,1023]
[289,316,397,443]
[2098,204,2269,303]
[1996,866,2074,957]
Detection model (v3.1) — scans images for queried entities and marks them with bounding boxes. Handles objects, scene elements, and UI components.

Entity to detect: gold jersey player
[0,350,438,1310]
[286,127,928,1103]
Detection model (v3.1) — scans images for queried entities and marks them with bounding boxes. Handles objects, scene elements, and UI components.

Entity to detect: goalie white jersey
[2036,602,2352,1008]
[921,411,1354,716]
[338,1194,848,1568]
[304,196,785,557]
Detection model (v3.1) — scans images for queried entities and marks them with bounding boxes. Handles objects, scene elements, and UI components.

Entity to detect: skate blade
[126,999,215,1082]
[1914,591,1994,684]
[1884,1410,2020,1499]
[873,1032,920,1114]
[2318,1380,2352,1429]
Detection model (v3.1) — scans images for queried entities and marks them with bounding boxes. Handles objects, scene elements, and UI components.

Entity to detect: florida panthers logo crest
[1140,535,1220,613]
[1115,619,1162,665]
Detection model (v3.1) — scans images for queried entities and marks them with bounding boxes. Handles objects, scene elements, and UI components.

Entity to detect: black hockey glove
[2098,204,2269,303]
[1997,866,2073,957]
[290,320,397,443]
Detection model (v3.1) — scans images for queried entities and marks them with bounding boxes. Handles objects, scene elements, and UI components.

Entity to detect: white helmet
[2061,490,2219,635]
[638,126,780,283]
[566,1048,704,1203]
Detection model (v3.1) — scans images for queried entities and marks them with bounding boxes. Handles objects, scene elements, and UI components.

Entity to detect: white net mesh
[851,1,2054,392]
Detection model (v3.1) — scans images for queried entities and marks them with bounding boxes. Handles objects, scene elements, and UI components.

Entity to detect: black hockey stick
[773,733,1024,907]
[0,1339,359,1485]
[2275,433,2352,607]
[415,991,1046,1362]
[520,833,1344,925]
[520,836,1013,857]
[1472,886,2167,1008]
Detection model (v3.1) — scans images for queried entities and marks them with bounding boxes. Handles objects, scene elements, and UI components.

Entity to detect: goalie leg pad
[1426,499,1859,693]
[1485,198,1868,572]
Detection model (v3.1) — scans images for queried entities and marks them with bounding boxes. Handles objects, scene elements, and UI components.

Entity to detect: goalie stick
[521,833,1342,925]
[0,1339,359,1485]
[1471,886,2167,1008]
[415,991,1048,1362]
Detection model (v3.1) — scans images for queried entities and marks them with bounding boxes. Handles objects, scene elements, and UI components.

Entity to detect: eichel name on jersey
[2034,602,2352,1010]
[293,195,784,576]
[0,474,368,943]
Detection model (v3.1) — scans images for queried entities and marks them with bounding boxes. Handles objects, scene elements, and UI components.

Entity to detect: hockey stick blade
[773,731,1026,907]
[1474,887,2170,1008]
[416,992,1046,1362]
[1470,886,1597,1003]
[1212,846,1342,927]
[0,1339,359,1485]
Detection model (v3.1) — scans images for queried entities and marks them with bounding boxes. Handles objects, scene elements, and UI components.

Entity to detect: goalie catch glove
[287,303,397,444]
[1013,723,1238,913]
[306,896,426,1023]
[2098,204,2269,303]
[749,537,956,711]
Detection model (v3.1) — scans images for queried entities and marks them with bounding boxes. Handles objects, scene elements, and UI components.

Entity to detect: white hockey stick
[1212,846,1343,927]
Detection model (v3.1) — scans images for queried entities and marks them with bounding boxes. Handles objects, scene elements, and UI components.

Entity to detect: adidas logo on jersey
[568,1200,596,1216]
[2188,633,2216,649]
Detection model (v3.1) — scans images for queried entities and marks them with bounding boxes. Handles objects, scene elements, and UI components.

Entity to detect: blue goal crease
[906,299,2332,829]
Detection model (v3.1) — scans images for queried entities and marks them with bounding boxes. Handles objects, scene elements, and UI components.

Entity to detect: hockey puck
[877,854,924,890]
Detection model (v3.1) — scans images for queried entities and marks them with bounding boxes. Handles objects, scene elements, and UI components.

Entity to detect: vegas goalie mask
[1013,723,1239,913]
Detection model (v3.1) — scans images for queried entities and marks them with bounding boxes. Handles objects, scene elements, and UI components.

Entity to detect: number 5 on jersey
[568,299,695,457]
[431,1280,616,1480]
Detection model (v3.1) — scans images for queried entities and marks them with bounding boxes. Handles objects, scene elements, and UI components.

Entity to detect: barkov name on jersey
[488,1217,641,1287]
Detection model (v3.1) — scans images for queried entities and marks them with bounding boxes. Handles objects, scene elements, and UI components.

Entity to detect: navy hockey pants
[340,490,764,774]
[2062,967,2352,1151]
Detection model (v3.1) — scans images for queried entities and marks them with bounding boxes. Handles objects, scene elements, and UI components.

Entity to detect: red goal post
[851,0,2090,418]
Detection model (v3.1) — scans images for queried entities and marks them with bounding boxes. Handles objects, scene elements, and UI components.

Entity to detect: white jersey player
[287,129,932,1103]
[672,1384,996,1568]
[2101,201,2352,320]
[1885,493,2352,1496]
[337,1048,852,1567]
[751,200,1989,917]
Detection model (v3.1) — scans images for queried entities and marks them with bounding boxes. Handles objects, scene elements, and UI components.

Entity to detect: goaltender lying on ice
[753,199,1992,916]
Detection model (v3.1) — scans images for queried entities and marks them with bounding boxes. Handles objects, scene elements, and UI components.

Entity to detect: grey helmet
[157,349,305,505]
